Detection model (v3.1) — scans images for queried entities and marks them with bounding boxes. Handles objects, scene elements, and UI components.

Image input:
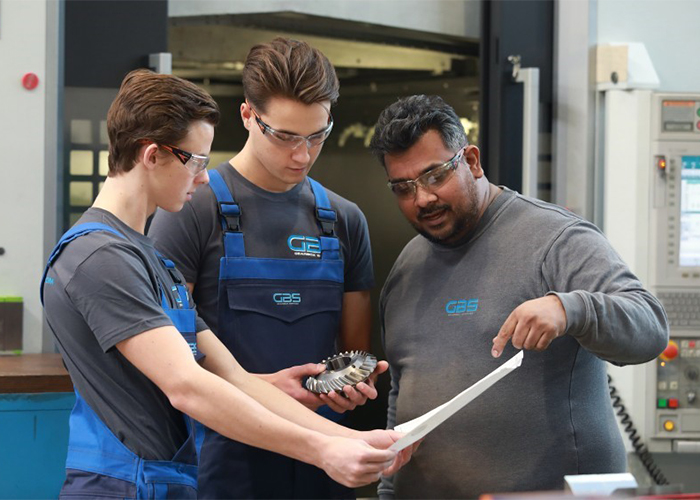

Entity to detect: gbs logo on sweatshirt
[445,299,479,316]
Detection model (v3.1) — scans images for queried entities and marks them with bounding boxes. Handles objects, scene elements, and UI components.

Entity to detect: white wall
[598,0,700,93]
[0,0,54,353]
[168,0,481,39]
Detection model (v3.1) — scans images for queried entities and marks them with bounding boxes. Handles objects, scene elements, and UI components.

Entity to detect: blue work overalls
[41,222,201,499]
[198,171,352,499]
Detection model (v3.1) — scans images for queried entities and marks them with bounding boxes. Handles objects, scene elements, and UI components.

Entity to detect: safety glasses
[160,144,210,174]
[387,148,465,199]
[248,102,333,150]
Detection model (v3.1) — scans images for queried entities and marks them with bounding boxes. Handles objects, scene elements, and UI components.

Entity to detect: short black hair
[369,95,467,167]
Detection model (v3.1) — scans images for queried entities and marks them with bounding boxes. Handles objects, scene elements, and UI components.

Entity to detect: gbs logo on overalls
[287,235,321,257]
[445,299,479,316]
[273,292,302,306]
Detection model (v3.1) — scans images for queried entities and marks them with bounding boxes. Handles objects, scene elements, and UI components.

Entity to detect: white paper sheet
[389,350,524,452]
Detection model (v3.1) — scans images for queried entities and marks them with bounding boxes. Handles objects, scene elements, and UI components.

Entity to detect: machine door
[480,0,554,200]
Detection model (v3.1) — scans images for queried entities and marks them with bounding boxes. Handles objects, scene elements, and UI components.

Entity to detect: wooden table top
[0,353,73,393]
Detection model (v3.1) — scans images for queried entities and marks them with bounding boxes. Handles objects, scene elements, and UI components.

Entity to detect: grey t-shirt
[43,208,208,461]
[378,188,669,498]
[149,162,374,333]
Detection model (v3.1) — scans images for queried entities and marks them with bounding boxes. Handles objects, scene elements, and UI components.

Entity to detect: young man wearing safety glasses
[41,69,413,500]
[149,38,383,498]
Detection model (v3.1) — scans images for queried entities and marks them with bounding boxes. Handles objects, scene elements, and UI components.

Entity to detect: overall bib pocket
[223,281,342,372]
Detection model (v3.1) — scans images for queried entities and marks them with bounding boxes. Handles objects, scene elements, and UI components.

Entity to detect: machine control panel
[657,292,700,327]
[655,336,700,438]
[650,150,700,284]
[661,99,700,134]
[649,94,700,451]
[605,92,700,454]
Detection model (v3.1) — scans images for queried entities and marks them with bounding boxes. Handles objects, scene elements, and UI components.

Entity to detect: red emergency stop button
[661,340,679,361]
[669,398,679,409]
[22,73,39,90]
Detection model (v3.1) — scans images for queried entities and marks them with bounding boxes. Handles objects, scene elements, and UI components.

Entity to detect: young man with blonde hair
[42,69,410,499]
[150,38,382,498]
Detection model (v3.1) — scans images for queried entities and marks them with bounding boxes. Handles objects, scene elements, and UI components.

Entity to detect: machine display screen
[680,156,700,266]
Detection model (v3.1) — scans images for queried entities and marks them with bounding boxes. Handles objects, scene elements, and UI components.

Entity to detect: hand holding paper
[389,350,524,452]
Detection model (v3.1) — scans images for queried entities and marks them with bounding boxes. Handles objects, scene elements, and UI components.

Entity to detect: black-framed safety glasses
[387,148,465,199]
[160,144,210,174]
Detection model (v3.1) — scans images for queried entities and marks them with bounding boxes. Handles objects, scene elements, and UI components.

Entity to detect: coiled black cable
[608,374,669,485]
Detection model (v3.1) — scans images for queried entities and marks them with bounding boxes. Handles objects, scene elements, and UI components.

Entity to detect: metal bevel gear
[305,351,378,394]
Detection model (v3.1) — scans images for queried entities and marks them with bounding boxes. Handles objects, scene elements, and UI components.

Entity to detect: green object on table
[0,297,23,302]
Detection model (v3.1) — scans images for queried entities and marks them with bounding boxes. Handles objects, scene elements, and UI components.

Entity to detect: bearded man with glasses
[149,38,386,499]
[370,95,669,498]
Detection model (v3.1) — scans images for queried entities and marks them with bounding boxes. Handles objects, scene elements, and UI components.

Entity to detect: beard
[412,175,481,247]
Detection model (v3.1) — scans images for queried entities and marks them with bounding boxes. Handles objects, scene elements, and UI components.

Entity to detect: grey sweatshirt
[379,188,668,499]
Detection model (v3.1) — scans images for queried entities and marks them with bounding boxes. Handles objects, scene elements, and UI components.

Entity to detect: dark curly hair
[369,95,467,167]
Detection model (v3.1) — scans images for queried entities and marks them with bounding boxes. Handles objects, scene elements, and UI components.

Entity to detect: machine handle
[508,55,540,198]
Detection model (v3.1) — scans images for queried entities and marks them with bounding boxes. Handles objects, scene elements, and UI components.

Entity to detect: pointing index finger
[492,311,516,358]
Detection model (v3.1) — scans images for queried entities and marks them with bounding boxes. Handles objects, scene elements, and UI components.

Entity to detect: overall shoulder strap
[307,178,340,260]
[40,223,126,304]
[209,169,245,258]
[153,250,191,310]
[307,177,337,237]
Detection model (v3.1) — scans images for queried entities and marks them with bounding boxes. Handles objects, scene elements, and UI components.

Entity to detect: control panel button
[657,156,667,171]
[664,420,675,432]
[688,392,697,404]
[658,398,668,408]
[658,381,668,391]
[669,398,680,409]
[670,381,679,390]
[661,340,679,361]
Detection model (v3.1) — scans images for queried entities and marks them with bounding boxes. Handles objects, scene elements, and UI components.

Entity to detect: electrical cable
[608,374,669,486]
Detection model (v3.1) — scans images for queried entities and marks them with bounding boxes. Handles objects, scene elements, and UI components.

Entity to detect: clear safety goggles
[387,148,465,199]
[249,102,334,150]
[160,144,210,174]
